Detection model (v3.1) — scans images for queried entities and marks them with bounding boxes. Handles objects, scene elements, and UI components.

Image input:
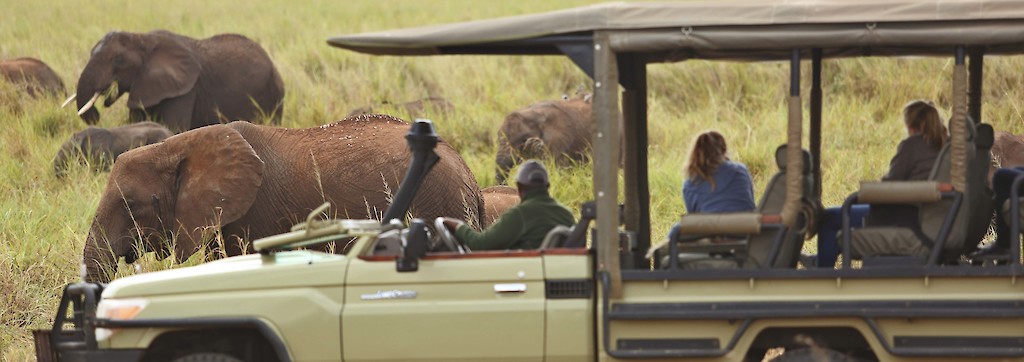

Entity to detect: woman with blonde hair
[682,131,755,214]
[812,99,947,267]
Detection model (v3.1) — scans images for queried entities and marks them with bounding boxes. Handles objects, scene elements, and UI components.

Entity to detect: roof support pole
[951,47,967,193]
[969,49,983,124]
[594,32,622,298]
[781,49,804,227]
[619,54,649,269]
[810,48,823,199]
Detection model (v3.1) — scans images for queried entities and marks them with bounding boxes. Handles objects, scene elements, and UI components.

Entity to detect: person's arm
[683,180,698,213]
[739,166,756,211]
[882,139,912,181]
[455,209,525,250]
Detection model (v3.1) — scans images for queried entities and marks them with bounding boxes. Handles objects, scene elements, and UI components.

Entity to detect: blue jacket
[683,160,756,214]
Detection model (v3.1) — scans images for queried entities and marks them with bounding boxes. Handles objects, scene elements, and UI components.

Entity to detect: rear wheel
[171,352,243,362]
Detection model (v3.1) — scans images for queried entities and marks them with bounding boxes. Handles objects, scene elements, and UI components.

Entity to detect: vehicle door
[342,250,546,362]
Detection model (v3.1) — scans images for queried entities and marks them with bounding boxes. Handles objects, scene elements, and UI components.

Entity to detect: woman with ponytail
[811,100,946,268]
[682,131,755,214]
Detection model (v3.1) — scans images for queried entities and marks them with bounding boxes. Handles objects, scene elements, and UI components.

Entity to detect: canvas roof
[328,0,1024,61]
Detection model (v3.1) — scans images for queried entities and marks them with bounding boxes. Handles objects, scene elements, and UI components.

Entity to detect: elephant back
[227,115,484,234]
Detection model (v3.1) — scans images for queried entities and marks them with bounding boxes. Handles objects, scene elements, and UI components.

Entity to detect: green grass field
[3,1,1024,360]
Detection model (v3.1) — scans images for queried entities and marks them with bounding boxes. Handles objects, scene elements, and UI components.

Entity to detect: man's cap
[515,160,549,186]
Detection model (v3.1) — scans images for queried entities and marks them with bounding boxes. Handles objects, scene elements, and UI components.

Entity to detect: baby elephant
[53,122,173,177]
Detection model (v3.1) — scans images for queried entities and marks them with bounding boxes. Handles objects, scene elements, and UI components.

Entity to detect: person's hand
[442,219,462,233]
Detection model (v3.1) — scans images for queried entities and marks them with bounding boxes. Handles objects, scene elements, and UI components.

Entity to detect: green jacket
[456,188,575,250]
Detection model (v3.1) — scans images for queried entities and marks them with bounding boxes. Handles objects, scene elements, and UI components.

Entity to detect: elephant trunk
[53,140,77,178]
[75,64,109,124]
[82,206,130,283]
[495,144,515,185]
[75,90,102,124]
[83,230,116,283]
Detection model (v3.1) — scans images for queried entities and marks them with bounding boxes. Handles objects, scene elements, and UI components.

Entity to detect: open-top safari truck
[37,1,1024,361]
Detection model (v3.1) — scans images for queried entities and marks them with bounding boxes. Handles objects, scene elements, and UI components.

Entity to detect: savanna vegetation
[3,0,1024,360]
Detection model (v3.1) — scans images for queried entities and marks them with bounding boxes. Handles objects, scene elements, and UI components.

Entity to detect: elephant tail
[475,188,486,231]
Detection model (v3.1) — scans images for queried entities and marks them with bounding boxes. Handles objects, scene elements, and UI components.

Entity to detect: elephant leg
[151,91,197,133]
[128,108,148,123]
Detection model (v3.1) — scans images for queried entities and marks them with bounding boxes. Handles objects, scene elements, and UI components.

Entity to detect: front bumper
[35,282,292,362]
[33,328,143,362]
[33,283,135,362]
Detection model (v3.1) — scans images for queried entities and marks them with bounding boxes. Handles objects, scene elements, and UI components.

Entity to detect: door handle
[494,283,527,293]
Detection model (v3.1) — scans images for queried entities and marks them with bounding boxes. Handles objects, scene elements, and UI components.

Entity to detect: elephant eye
[113,55,125,65]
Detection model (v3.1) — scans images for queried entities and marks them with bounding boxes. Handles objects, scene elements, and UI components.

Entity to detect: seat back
[540,225,573,249]
[562,201,597,248]
[964,123,994,255]
[919,119,991,258]
[745,145,812,268]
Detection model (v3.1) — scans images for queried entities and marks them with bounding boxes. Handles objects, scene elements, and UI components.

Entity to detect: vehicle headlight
[95,298,149,341]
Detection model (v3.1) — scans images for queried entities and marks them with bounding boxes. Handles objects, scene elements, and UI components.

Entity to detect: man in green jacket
[444,160,575,250]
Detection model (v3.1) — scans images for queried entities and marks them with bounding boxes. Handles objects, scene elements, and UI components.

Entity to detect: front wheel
[171,353,244,362]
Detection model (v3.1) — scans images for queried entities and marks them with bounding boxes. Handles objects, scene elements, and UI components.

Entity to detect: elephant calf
[481,186,519,227]
[53,122,173,178]
[495,93,593,184]
[0,57,65,98]
[81,114,485,282]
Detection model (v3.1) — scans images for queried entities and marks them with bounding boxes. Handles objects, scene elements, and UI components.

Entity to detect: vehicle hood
[102,251,349,299]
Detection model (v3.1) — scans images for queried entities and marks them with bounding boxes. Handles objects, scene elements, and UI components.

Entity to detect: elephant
[72,30,285,133]
[0,57,65,98]
[481,185,519,227]
[347,97,454,119]
[495,92,593,184]
[81,114,484,282]
[53,121,173,178]
[991,130,1024,185]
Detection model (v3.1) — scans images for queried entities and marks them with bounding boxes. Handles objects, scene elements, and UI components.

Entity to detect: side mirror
[397,218,429,272]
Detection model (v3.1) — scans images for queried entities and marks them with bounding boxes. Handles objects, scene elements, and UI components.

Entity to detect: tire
[171,353,244,362]
[771,347,865,362]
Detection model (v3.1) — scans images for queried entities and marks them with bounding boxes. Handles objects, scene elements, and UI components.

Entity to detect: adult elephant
[481,185,519,227]
[495,93,592,184]
[81,114,484,282]
[348,97,455,118]
[991,130,1024,184]
[72,30,284,133]
[0,57,65,97]
[53,121,173,178]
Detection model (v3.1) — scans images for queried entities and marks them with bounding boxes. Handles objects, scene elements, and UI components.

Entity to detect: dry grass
[3,0,1024,360]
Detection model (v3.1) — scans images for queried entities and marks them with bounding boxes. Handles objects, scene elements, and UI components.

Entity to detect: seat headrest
[774,145,812,174]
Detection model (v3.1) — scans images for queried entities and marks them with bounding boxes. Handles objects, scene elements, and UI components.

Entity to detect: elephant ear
[129,36,201,109]
[167,125,264,262]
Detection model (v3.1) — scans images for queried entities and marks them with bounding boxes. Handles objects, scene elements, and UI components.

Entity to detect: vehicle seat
[848,120,992,265]
[540,225,573,249]
[658,145,813,269]
[560,201,597,249]
[746,145,815,268]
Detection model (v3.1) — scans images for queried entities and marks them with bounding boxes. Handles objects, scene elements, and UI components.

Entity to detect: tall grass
[3,1,1024,359]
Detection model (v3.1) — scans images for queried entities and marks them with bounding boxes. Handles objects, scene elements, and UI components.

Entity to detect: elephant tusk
[77,92,101,116]
[61,93,77,108]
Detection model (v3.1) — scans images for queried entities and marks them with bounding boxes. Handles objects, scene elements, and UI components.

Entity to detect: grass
[3,1,1024,360]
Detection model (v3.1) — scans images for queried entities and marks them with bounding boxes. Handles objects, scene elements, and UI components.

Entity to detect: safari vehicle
[37,1,1024,361]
